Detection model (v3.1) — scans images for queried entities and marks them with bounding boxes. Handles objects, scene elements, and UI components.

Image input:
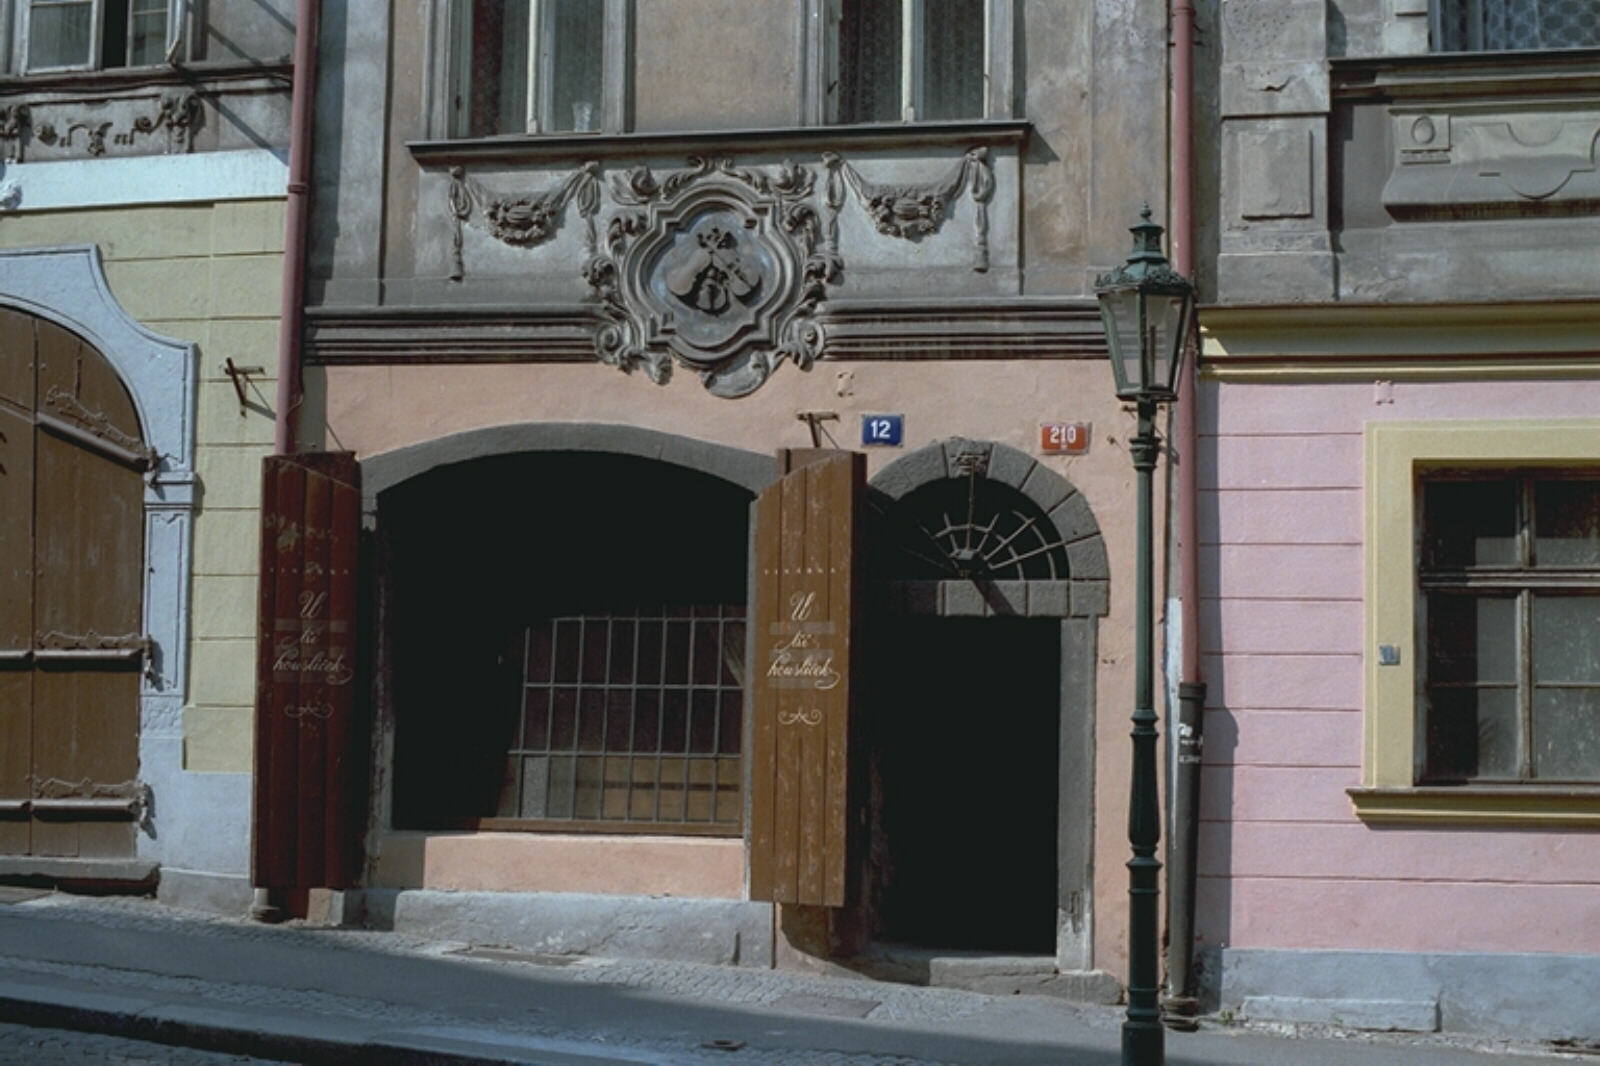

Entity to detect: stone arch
[868,437,1109,617]
[362,422,779,514]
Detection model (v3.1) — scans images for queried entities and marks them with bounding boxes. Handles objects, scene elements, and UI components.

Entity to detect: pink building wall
[1194,376,1600,957]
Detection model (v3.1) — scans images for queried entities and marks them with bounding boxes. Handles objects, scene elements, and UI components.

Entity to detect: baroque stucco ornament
[582,156,839,398]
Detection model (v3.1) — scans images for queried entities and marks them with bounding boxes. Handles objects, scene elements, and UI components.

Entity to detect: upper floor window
[449,0,610,137]
[22,0,179,72]
[831,0,988,124]
[1434,0,1600,52]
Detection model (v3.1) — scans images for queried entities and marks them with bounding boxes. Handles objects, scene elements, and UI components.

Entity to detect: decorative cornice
[304,298,1107,365]
[407,119,1031,167]
[1200,299,1600,369]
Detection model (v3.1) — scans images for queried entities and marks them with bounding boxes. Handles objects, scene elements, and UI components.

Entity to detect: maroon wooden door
[253,452,363,890]
[0,308,148,858]
[748,450,865,907]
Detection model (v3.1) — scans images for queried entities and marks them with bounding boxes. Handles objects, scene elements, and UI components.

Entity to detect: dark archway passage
[870,616,1060,953]
[381,451,753,834]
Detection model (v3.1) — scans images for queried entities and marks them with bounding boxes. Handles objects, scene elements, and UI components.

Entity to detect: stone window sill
[1348,786,1600,827]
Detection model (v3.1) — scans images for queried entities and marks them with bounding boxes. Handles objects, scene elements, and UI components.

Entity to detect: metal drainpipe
[256,0,319,924]
[1162,0,1207,1030]
[272,0,319,456]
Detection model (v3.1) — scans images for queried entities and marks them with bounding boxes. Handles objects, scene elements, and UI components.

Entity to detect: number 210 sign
[1039,422,1090,455]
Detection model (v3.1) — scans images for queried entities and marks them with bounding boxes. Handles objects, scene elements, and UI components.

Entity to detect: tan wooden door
[748,450,864,907]
[0,308,148,858]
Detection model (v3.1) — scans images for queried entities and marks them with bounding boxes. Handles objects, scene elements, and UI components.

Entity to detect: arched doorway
[0,307,150,859]
[866,439,1106,963]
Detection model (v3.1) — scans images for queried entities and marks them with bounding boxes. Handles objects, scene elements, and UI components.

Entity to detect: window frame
[1353,419,1600,826]
[431,0,631,140]
[16,0,184,75]
[1416,470,1600,785]
[802,0,1014,127]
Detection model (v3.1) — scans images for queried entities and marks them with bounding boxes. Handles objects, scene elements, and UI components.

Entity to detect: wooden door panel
[33,431,143,641]
[254,452,363,890]
[35,317,142,444]
[0,672,31,855]
[748,450,863,908]
[0,309,35,856]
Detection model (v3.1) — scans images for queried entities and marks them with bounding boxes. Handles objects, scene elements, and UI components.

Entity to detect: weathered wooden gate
[252,453,363,889]
[748,450,865,907]
[0,308,151,859]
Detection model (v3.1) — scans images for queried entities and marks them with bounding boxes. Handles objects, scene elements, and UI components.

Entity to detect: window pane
[1427,593,1517,684]
[1532,688,1600,780]
[1423,479,1518,568]
[920,0,984,120]
[838,0,903,123]
[1534,480,1600,567]
[27,1,95,69]
[545,0,604,132]
[128,0,169,66]
[1532,594,1600,684]
[466,0,531,136]
[1423,686,1519,781]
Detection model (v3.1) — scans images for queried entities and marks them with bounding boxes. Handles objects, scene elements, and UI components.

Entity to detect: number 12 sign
[861,414,904,447]
[1039,422,1090,455]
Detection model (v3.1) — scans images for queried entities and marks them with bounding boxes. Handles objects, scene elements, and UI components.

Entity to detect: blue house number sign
[861,414,904,447]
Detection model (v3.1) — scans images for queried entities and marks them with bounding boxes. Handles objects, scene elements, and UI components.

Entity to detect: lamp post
[1095,205,1196,1066]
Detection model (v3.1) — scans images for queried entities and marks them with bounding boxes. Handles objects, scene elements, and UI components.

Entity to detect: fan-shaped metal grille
[879,477,1071,580]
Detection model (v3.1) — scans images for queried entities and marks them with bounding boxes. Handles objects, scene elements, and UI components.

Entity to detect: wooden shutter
[253,453,363,889]
[748,450,864,907]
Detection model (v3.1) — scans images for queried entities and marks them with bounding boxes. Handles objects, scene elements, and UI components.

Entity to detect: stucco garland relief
[446,162,601,280]
[823,147,994,272]
[440,145,991,396]
[8,92,201,161]
[1383,107,1600,216]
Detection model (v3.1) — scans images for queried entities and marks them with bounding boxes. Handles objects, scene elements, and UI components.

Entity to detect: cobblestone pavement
[0,1022,286,1065]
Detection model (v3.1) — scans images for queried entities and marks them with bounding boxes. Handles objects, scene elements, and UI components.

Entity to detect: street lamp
[1095,204,1195,1066]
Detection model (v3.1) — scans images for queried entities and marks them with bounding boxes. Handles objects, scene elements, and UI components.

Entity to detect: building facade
[1194,0,1600,1041]
[284,0,1178,991]
[0,0,292,911]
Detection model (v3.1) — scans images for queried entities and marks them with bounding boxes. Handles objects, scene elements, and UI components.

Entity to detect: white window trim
[433,0,629,140]
[16,0,183,75]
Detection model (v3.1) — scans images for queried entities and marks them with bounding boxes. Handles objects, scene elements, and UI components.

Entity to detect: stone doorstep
[0,856,158,893]
[1241,994,1442,1033]
[848,945,1122,1005]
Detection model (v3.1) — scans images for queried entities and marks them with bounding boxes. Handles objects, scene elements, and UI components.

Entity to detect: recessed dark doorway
[870,615,1060,953]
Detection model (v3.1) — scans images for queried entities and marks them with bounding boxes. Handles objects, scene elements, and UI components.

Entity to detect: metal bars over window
[495,605,746,833]
[1418,472,1600,784]
[1433,0,1600,52]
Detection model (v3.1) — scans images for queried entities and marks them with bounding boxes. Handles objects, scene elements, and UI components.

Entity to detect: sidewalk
[0,890,1580,1065]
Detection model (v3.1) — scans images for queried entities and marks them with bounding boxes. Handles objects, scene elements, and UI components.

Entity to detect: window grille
[496,605,746,832]
[1433,0,1600,52]
[877,478,1071,580]
[1419,473,1600,783]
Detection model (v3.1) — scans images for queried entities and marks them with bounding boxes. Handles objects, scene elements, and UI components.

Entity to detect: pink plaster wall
[372,832,746,897]
[1196,376,1600,956]
[314,358,1155,977]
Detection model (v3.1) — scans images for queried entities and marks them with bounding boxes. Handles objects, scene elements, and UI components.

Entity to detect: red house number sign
[1039,421,1090,455]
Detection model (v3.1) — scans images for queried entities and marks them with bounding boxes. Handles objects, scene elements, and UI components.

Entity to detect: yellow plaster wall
[1,199,285,774]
